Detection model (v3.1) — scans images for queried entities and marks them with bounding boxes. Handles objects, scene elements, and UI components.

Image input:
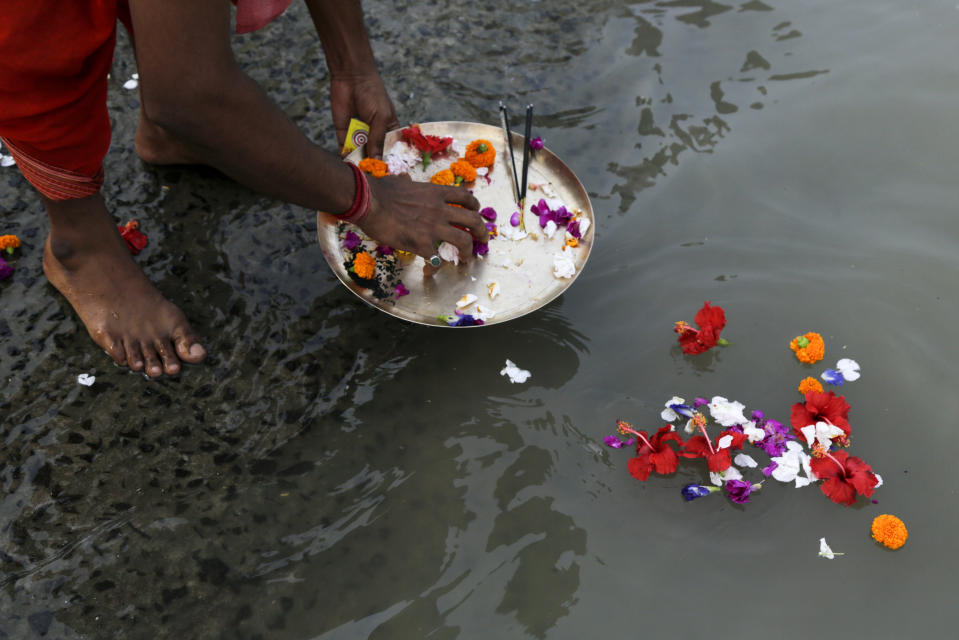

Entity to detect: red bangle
[336,162,371,225]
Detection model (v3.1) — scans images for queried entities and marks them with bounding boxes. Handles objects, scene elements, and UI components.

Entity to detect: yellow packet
[341,118,371,155]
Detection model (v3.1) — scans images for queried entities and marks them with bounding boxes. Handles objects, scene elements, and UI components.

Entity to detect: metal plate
[317,121,594,327]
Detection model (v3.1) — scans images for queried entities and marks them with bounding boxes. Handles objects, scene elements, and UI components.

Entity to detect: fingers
[444,205,489,243]
[367,114,387,160]
[433,224,474,264]
[441,186,480,211]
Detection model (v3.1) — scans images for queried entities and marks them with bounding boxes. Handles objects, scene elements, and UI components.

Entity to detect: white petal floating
[77,373,95,387]
[717,434,734,449]
[836,358,860,381]
[500,359,531,384]
[819,537,840,559]
[734,453,758,468]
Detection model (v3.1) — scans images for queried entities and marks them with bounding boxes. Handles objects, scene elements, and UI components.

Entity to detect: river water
[2,1,958,638]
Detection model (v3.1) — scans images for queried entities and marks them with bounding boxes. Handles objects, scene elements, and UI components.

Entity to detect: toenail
[189,344,206,358]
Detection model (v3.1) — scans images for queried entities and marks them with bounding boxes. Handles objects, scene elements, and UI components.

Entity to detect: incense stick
[519,104,533,214]
[498,102,521,204]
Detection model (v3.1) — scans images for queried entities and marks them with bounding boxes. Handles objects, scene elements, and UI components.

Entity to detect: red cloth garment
[234,0,294,34]
[0,0,117,200]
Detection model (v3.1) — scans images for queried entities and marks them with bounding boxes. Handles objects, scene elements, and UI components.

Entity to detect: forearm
[304,0,377,76]
[148,70,353,213]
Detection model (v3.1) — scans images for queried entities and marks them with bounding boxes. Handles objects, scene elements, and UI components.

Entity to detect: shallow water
[3,1,959,638]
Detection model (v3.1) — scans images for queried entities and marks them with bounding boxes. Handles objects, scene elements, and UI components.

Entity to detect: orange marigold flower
[789,332,825,364]
[358,157,389,178]
[352,251,376,279]
[871,514,908,550]
[450,159,477,184]
[430,169,455,186]
[565,236,579,248]
[798,377,824,395]
[0,235,20,251]
[465,139,496,168]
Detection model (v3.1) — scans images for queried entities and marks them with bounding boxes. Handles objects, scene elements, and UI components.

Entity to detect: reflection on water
[4,0,958,638]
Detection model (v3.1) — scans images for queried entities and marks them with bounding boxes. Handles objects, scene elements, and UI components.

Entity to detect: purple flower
[725,479,753,504]
[529,137,544,151]
[375,244,393,256]
[342,231,361,251]
[0,257,12,281]
[604,435,627,449]
[485,222,497,234]
[682,484,714,501]
[450,314,483,327]
[822,369,845,386]
[395,282,410,297]
[761,461,778,477]
[693,397,709,408]
[510,211,521,227]
[479,207,497,221]
[756,419,793,457]
[567,218,582,239]
[472,240,489,257]
[666,401,694,419]
[751,409,765,422]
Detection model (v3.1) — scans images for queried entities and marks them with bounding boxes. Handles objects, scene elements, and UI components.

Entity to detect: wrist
[335,162,371,224]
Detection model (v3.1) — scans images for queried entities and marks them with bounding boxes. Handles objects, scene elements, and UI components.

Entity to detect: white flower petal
[437,242,460,265]
[576,217,591,236]
[708,396,748,426]
[552,252,576,279]
[77,373,95,387]
[874,473,883,488]
[123,78,138,90]
[717,434,733,449]
[0,155,15,167]
[543,220,558,239]
[836,358,860,381]
[456,294,477,309]
[819,537,836,559]
[742,421,765,443]
[709,466,743,487]
[684,418,697,435]
[474,305,495,321]
[500,359,531,384]
[132,73,139,80]
[487,282,500,299]
[734,453,757,468]
[476,167,489,176]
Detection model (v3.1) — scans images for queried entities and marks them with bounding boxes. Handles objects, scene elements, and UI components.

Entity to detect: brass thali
[317,121,594,327]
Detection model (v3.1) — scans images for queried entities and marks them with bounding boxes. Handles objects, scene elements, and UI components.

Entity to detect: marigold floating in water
[465,139,496,168]
[352,251,376,279]
[450,159,477,184]
[798,376,824,395]
[357,157,389,178]
[0,234,20,252]
[790,332,825,364]
[871,514,908,549]
[430,169,455,186]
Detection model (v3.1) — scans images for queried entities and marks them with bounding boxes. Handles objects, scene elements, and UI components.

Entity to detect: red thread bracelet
[335,162,371,225]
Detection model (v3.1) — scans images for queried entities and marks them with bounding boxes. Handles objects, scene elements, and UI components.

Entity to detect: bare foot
[134,109,201,166]
[42,194,206,378]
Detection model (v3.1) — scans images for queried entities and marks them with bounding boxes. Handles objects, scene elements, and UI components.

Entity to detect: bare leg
[134,107,200,166]
[42,193,206,377]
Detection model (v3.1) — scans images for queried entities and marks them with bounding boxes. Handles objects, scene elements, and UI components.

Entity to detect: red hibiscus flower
[624,424,684,481]
[680,429,747,472]
[790,391,850,442]
[400,124,453,155]
[809,450,878,506]
[118,220,148,255]
[674,301,727,355]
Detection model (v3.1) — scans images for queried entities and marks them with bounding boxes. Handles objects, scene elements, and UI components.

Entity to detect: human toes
[96,331,128,366]
[140,341,165,378]
[154,339,182,376]
[173,328,206,364]
[124,338,145,372]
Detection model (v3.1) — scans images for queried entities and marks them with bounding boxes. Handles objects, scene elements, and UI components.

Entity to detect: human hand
[360,176,488,262]
[330,73,399,159]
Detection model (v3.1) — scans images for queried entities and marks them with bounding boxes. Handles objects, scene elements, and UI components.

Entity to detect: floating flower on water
[681,426,746,473]
[437,241,460,265]
[604,435,635,449]
[755,418,794,457]
[819,537,843,559]
[821,358,861,386]
[342,230,362,250]
[791,390,850,443]
[809,449,879,506]
[395,282,410,297]
[790,332,825,364]
[0,234,20,254]
[351,251,376,279]
[118,220,148,255]
[800,421,846,449]
[464,139,496,168]
[430,169,455,186]
[674,302,728,355]
[871,514,908,549]
[500,359,531,382]
[617,422,684,481]
[709,465,743,487]
[725,479,761,504]
[798,376,824,395]
[708,395,746,426]
[0,257,12,281]
[769,441,814,488]
[77,373,96,386]
[661,396,694,422]
[357,157,389,178]
[682,484,719,501]
[733,453,758,468]
[450,159,477,184]
[510,211,521,227]
[761,460,778,477]
[529,136,544,151]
